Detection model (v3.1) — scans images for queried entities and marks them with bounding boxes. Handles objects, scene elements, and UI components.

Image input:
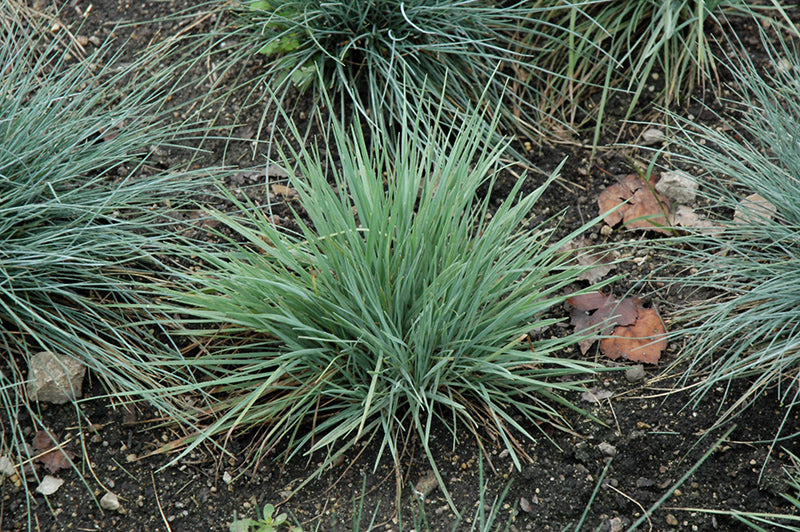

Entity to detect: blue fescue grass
[154,0,610,152]
[651,26,800,438]
[158,92,616,509]
[0,5,220,527]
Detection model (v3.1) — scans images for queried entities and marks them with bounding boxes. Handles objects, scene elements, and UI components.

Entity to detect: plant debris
[598,173,719,235]
[567,291,667,364]
[600,305,667,364]
[560,237,618,284]
[734,192,777,224]
[31,430,74,474]
[598,174,672,234]
[567,291,637,354]
[580,388,614,403]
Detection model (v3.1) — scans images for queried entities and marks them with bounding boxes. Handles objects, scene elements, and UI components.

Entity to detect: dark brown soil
[4,2,800,531]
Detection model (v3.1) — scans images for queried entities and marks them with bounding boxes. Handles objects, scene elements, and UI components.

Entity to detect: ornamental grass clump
[577,1,761,107]
[0,3,213,512]
[160,0,788,149]
[653,30,800,432]
[529,1,786,145]
[171,0,607,146]
[164,98,613,507]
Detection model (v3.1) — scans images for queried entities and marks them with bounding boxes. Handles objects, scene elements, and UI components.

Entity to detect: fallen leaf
[31,430,74,474]
[598,174,672,234]
[672,205,722,236]
[734,193,777,224]
[613,298,640,327]
[568,292,665,362]
[600,307,667,364]
[560,238,617,284]
[267,163,289,179]
[271,183,297,198]
[569,291,617,354]
[576,256,617,284]
[99,125,119,143]
[121,403,138,425]
[229,170,262,185]
[567,291,614,312]
[597,175,635,227]
[568,292,638,354]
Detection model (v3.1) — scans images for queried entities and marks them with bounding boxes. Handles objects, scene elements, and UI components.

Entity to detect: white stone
[100,492,121,511]
[27,351,86,404]
[641,128,666,145]
[35,475,64,495]
[656,171,698,204]
[598,442,617,457]
[0,455,17,476]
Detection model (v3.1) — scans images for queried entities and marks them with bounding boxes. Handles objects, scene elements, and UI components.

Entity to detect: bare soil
[4,2,800,531]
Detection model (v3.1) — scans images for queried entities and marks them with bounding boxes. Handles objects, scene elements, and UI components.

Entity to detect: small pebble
[666,514,679,526]
[656,170,698,204]
[100,492,120,511]
[0,456,16,476]
[625,364,646,382]
[414,470,439,500]
[35,475,63,495]
[598,442,617,457]
[641,128,666,145]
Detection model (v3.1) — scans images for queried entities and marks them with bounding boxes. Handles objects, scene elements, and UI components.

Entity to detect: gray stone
[641,128,666,145]
[35,475,63,495]
[414,470,440,500]
[598,442,617,457]
[608,516,625,532]
[0,455,17,476]
[27,351,86,404]
[656,171,698,204]
[625,364,646,383]
[100,492,121,511]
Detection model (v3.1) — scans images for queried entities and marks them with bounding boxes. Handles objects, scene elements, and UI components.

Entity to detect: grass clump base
[163,101,612,507]
[167,0,614,148]
[0,5,218,525]
[654,28,800,435]
[163,0,790,148]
